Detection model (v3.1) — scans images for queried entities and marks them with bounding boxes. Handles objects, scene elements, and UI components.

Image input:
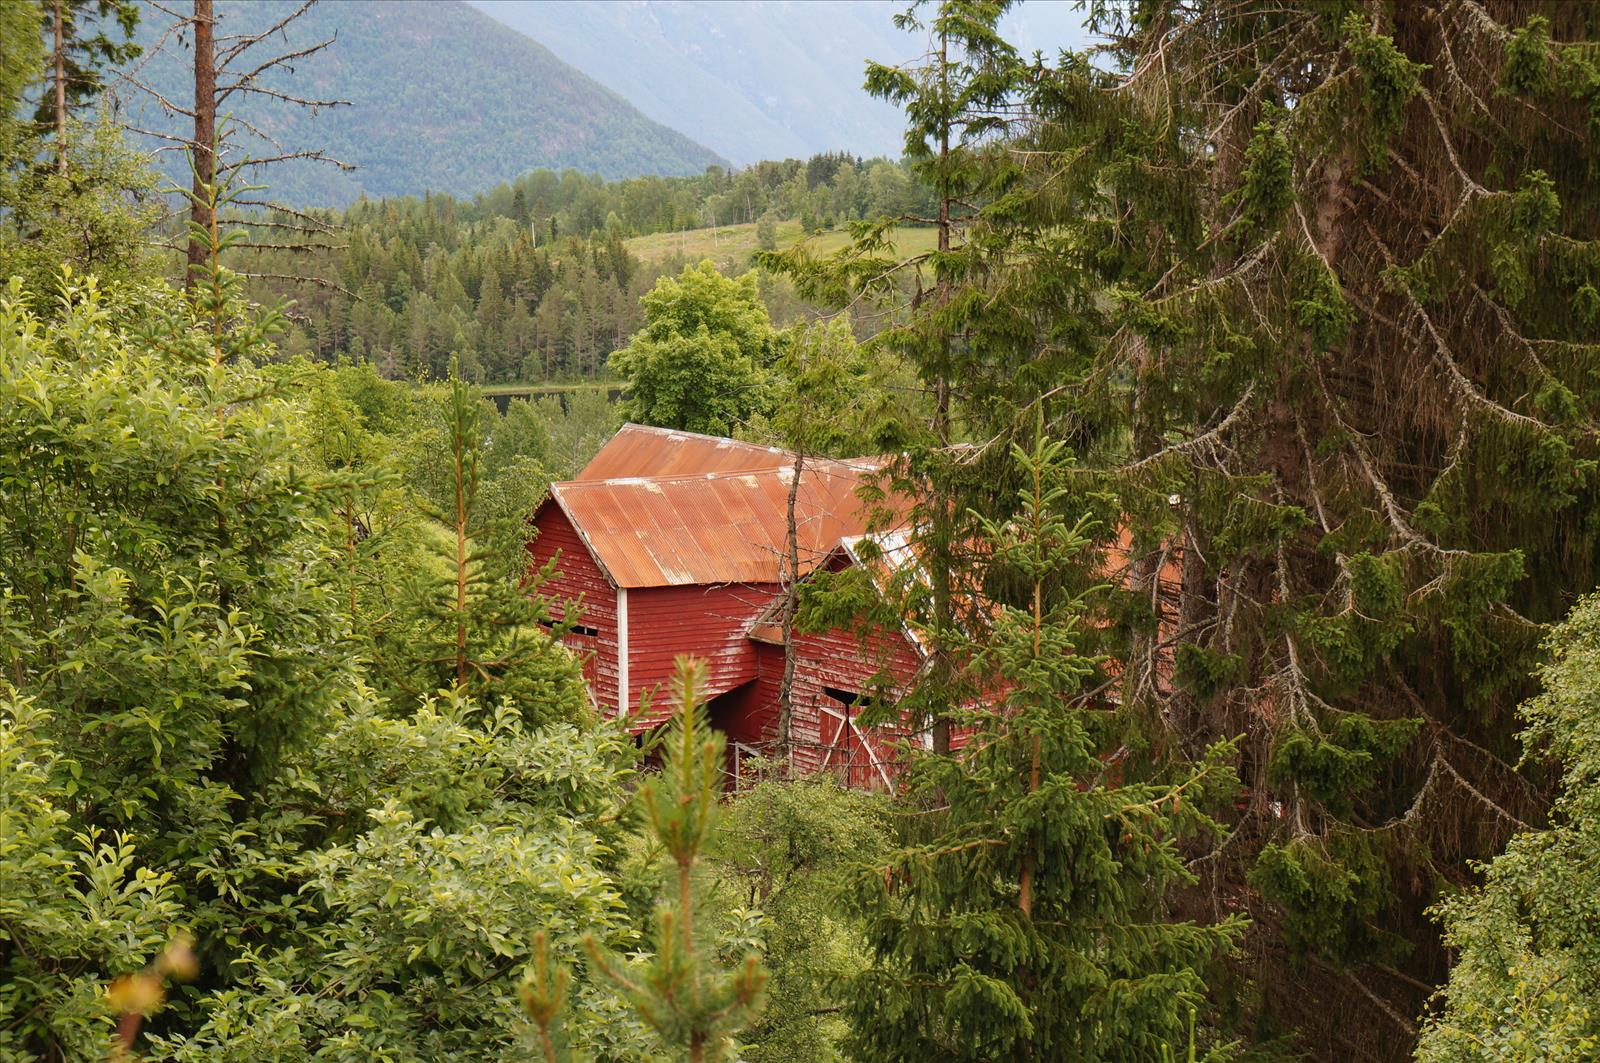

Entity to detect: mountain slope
[465,0,1094,164]
[124,0,726,205]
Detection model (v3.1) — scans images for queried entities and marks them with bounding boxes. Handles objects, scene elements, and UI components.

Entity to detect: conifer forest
[4,1,1600,1061]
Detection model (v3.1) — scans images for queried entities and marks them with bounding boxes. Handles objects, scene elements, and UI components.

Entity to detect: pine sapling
[585,656,767,1062]
[382,361,587,723]
[518,931,570,1063]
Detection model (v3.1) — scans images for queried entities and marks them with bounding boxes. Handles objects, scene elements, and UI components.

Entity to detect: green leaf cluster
[1418,593,1600,1062]
[610,261,778,435]
[0,273,659,1060]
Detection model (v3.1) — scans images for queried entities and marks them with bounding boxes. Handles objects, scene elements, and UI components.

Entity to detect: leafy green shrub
[1417,594,1600,1062]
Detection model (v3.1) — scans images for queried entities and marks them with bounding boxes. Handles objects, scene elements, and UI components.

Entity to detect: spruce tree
[1,4,43,142]
[769,3,1600,1052]
[765,0,1034,757]
[1010,2,1600,1055]
[845,425,1242,1061]
[33,0,140,172]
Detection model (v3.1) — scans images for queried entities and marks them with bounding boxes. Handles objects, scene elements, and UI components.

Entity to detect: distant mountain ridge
[465,0,1094,165]
[123,0,726,206]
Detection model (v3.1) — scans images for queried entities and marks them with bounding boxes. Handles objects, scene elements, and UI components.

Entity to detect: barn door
[819,687,893,791]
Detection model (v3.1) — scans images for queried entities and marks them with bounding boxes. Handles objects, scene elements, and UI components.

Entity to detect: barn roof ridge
[545,468,883,589]
[613,421,794,453]
[538,424,912,589]
[576,422,892,482]
[554,458,874,492]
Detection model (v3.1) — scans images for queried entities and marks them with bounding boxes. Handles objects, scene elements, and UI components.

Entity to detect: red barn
[527,424,1182,789]
[526,424,924,788]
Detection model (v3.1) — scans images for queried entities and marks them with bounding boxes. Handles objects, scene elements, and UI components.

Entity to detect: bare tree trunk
[454,427,470,689]
[929,28,954,757]
[1018,460,1045,918]
[126,0,348,293]
[186,0,217,290]
[52,0,66,173]
[775,451,804,767]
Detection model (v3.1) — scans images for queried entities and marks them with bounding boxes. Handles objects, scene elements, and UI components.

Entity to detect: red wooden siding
[624,582,777,728]
[709,620,923,791]
[528,502,621,711]
[782,621,924,788]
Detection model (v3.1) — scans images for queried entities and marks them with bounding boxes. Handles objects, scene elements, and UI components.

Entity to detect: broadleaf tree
[0,267,647,1059]
[610,259,776,435]
[1416,593,1600,1063]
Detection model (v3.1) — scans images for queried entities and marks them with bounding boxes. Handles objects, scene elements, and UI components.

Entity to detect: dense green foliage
[0,0,155,301]
[0,118,159,305]
[844,430,1243,1061]
[27,0,139,138]
[610,262,778,434]
[0,2,43,119]
[465,150,931,237]
[706,774,890,1063]
[758,315,917,460]
[1416,595,1600,1062]
[264,201,650,382]
[10,1,1600,1061]
[365,370,590,714]
[1030,4,1600,1055]
[238,152,931,382]
[0,275,649,1060]
[123,0,724,205]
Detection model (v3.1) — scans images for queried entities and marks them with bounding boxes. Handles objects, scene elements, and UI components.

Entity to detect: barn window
[539,618,599,636]
[823,687,870,709]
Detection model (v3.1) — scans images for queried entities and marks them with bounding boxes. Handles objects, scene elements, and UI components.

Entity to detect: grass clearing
[625,220,938,269]
[478,380,621,397]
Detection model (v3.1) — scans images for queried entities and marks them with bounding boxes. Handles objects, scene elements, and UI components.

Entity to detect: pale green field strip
[624,221,939,267]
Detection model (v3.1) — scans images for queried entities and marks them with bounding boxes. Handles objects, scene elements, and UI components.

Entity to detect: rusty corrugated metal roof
[550,463,883,588]
[577,423,798,480]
